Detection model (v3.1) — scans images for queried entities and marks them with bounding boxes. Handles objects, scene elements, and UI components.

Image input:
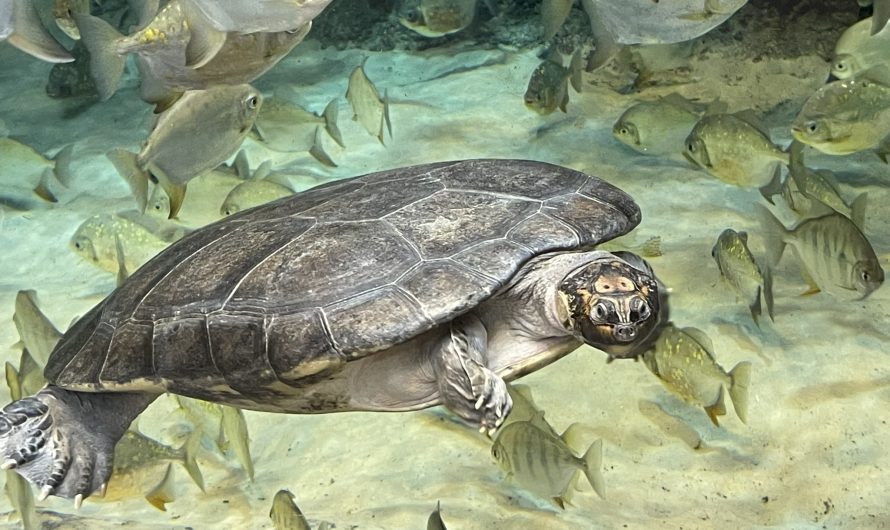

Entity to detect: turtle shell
[46,159,640,400]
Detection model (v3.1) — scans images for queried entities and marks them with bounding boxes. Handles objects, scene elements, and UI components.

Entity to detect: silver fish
[756,204,884,299]
[184,0,334,33]
[269,489,311,530]
[69,213,178,276]
[491,420,605,507]
[399,0,477,37]
[109,429,204,505]
[524,49,583,115]
[1,0,73,63]
[712,229,774,326]
[221,406,254,480]
[642,324,751,426]
[4,470,38,530]
[13,290,63,366]
[107,84,262,218]
[346,60,391,144]
[220,161,295,216]
[613,94,720,156]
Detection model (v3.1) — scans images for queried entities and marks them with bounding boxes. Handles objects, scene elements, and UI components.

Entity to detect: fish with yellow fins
[491,416,605,508]
[756,204,884,299]
[524,49,583,115]
[642,324,751,426]
[712,228,774,327]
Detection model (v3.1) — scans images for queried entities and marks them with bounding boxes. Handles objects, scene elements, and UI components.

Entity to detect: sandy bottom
[0,14,889,530]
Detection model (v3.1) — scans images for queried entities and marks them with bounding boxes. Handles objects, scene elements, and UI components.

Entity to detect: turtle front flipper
[0,387,158,505]
[433,315,512,436]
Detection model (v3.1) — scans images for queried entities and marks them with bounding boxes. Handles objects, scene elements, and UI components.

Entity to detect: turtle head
[558,252,663,360]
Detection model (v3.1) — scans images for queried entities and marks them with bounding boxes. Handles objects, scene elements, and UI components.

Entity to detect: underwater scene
[1,0,890,528]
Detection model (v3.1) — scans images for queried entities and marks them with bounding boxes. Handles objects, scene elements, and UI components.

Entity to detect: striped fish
[756,204,884,298]
[491,419,605,508]
[712,229,774,326]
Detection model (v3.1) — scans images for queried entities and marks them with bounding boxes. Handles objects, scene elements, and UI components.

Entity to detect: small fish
[642,324,751,426]
[73,1,227,100]
[399,0,477,37]
[69,213,180,276]
[220,160,294,216]
[221,405,254,480]
[184,0,334,33]
[712,229,774,326]
[541,0,574,40]
[107,84,262,218]
[53,0,90,40]
[252,96,342,153]
[1,0,73,63]
[0,138,73,194]
[613,94,721,156]
[756,204,884,299]
[269,489,311,530]
[427,500,448,530]
[637,400,706,451]
[524,49,583,115]
[600,235,663,259]
[491,420,605,507]
[780,141,868,229]
[791,67,890,157]
[346,60,391,144]
[684,112,789,188]
[145,463,176,511]
[5,470,39,530]
[13,290,63,366]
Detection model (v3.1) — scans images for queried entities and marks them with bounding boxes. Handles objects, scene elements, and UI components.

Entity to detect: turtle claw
[38,485,52,501]
[1,459,15,470]
[74,494,83,510]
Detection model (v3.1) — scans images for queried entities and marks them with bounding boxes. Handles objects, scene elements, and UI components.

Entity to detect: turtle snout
[614,324,637,342]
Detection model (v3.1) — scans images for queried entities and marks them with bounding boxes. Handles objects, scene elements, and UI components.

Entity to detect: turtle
[0,158,661,505]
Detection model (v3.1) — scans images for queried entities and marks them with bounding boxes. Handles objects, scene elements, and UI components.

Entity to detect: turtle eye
[591,302,608,321]
[631,298,651,321]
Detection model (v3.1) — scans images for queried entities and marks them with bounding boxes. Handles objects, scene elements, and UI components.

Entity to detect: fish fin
[33,169,59,203]
[847,191,868,231]
[758,164,784,205]
[150,91,185,114]
[558,86,569,113]
[233,149,251,180]
[383,88,393,142]
[639,236,663,258]
[107,148,149,213]
[580,0,619,72]
[114,233,129,287]
[250,122,267,142]
[73,13,125,100]
[560,422,588,454]
[8,0,73,63]
[134,0,162,31]
[661,93,706,114]
[732,109,770,137]
[153,171,187,219]
[310,126,337,168]
[323,98,345,148]
[145,463,175,511]
[181,6,226,68]
[253,160,273,181]
[541,0,573,40]
[762,262,775,322]
[754,204,788,268]
[681,327,715,356]
[5,362,21,402]
[799,283,821,296]
[181,429,205,492]
[553,496,566,509]
[728,361,752,424]
[704,386,725,427]
[221,406,254,481]
[705,97,729,115]
[748,286,762,328]
[874,0,890,35]
[51,144,74,188]
[858,65,890,87]
[581,438,606,499]
[568,49,584,93]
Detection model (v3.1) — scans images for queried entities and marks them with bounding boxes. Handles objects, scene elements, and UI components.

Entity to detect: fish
[73,1,227,100]
[642,324,751,426]
[831,11,890,80]
[252,96,343,153]
[637,400,706,451]
[1,0,73,63]
[4,470,39,530]
[107,84,262,218]
[13,290,63,366]
[524,49,583,115]
[503,384,558,435]
[791,67,890,157]
[683,112,789,188]
[106,429,204,506]
[5,347,45,403]
[613,94,722,156]
[346,60,391,144]
[0,138,73,195]
[756,204,884,299]
[598,235,663,258]
[269,489,311,530]
[399,0,477,37]
[69,213,181,276]
[491,420,605,507]
[220,160,294,216]
[220,405,254,480]
[780,141,868,230]
[137,23,312,108]
[541,0,574,40]
[711,228,774,326]
[184,0,334,33]
[53,0,90,40]
[427,500,448,530]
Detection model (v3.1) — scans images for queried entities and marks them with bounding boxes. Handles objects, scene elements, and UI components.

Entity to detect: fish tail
[568,49,584,93]
[323,98,345,148]
[728,361,752,424]
[580,0,619,72]
[5,362,21,402]
[310,125,337,168]
[180,429,206,492]
[106,148,149,213]
[50,144,74,188]
[33,169,59,203]
[755,204,788,268]
[758,164,784,205]
[580,438,606,500]
[73,13,125,101]
[762,262,775,322]
[850,192,868,231]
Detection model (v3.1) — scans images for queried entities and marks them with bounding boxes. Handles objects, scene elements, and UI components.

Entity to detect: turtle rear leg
[0,386,158,504]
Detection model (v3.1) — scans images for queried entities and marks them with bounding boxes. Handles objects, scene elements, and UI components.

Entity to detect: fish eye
[285,27,301,34]
[405,9,422,23]
[805,121,818,134]
[686,142,695,152]
[861,270,871,282]
[73,241,82,250]
[835,61,846,71]
[619,127,628,135]
[246,95,259,110]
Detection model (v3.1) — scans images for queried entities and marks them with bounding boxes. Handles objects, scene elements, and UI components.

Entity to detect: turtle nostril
[614,324,637,342]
